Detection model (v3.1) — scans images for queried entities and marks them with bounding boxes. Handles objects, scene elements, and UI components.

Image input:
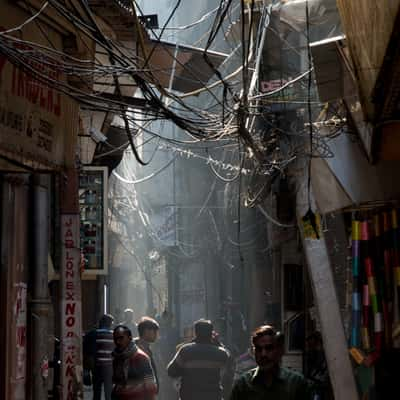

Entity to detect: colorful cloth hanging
[350,209,400,359]
[351,219,361,348]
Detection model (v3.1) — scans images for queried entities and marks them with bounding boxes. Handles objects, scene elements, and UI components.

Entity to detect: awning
[279,0,342,40]
[88,0,140,41]
[311,131,400,214]
[89,1,227,94]
[310,35,375,162]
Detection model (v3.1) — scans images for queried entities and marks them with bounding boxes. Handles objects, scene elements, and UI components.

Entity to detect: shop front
[0,2,80,399]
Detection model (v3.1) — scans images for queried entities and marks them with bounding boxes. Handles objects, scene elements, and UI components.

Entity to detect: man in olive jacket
[230,325,310,400]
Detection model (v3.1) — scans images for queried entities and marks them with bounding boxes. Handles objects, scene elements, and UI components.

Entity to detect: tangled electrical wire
[0,0,346,208]
[0,1,236,146]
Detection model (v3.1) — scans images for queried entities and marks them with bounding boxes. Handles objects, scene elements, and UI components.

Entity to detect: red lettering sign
[16,326,27,347]
[260,78,290,93]
[65,229,73,238]
[66,355,74,364]
[8,59,62,117]
[61,215,82,400]
[65,239,74,248]
[65,303,76,315]
[66,270,74,278]
[65,365,74,378]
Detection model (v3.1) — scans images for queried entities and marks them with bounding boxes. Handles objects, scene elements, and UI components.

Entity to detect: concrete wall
[336,0,400,118]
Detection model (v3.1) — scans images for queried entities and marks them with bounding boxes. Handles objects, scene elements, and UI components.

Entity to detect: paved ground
[83,386,91,400]
[83,385,104,400]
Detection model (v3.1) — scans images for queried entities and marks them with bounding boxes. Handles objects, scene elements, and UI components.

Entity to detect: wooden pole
[297,175,359,400]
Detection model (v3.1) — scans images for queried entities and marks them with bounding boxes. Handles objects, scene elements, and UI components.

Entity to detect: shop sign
[0,11,79,169]
[61,214,83,400]
[79,167,108,275]
[153,206,176,247]
[260,79,291,93]
[260,76,305,112]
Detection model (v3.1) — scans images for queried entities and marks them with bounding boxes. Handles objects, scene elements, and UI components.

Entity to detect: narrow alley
[0,1,400,400]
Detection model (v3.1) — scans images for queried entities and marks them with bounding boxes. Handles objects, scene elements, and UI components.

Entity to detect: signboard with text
[0,4,79,169]
[61,214,83,400]
[153,205,176,247]
[79,167,108,275]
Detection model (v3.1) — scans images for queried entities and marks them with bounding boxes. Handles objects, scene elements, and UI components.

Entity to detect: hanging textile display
[382,211,394,348]
[364,226,383,353]
[392,210,400,321]
[373,214,387,348]
[351,219,361,347]
[360,220,371,350]
[350,210,400,365]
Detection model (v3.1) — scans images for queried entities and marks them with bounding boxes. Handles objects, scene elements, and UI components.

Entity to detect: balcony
[88,0,139,41]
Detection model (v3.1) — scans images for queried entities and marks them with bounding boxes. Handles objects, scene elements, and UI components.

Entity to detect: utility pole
[297,173,359,400]
[31,174,51,400]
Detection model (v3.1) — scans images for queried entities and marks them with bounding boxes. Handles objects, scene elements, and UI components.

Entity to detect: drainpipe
[31,174,51,400]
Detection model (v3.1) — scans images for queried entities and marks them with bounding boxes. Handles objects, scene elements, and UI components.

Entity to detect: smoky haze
[107,0,269,356]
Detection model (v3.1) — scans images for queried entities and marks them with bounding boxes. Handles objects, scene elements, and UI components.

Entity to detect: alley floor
[83,386,102,400]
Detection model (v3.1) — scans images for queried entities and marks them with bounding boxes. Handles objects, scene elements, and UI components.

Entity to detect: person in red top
[112,325,157,400]
[134,317,160,392]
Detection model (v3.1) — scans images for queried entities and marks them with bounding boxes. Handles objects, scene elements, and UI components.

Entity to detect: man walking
[135,317,160,391]
[112,325,157,400]
[83,314,115,400]
[233,346,257,381]
[230,325,309,400]
[167,319,230,400]
[120,308,138,337]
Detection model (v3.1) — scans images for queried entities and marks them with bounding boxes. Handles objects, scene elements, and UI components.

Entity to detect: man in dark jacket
[167,319,230,400]
[83,314,115,400]
[305,331,333,400]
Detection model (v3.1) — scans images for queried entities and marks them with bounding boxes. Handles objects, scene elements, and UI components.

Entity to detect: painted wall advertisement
[14,282,27,399]
[61,214,83,400]
[0,4,79,169]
